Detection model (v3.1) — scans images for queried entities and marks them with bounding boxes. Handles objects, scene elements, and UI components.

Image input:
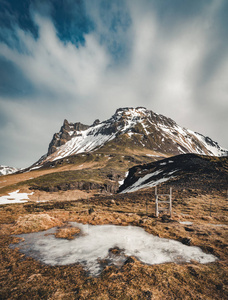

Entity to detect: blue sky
[0,0,228,168]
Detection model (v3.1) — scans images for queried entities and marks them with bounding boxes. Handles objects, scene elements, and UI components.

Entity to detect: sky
[0,0,228,168]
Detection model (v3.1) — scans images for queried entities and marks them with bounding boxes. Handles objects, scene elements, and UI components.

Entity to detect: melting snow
[0,190,33,205]
[29,165,42,171]
[118,171,129,186]
[11,222,217,276]
[121,169,176,193]
[118,179,124,186]
[179,221,193,225]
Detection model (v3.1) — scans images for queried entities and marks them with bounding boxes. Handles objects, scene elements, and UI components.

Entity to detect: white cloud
[0,0,227,167]
[0,15,110,99]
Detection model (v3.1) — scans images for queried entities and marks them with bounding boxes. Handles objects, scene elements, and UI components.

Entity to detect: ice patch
[11,222,217,276]
[179,221,193,225]
[207,223,227,227]
[0,190,33,205]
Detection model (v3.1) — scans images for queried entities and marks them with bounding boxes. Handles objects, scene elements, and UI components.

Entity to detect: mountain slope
[32,107,227,170]
[119,154,228,194]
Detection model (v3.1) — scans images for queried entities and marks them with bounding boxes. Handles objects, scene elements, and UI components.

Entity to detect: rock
[47,120,89,155]
[184,227,194,232]
[92,119,100,126]
[63,119,71,131]
[74,122,90,131]
[181,237,191,246]
[123,256,135,265]
[88,208,94,215]
[161,215,172,223]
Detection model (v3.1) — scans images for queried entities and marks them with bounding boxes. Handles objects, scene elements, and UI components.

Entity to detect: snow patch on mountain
[0,165,19,176]
[188,130,227,156]
[121,169,177,193]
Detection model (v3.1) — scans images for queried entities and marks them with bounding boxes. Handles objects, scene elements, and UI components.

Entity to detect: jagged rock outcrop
[30,181,119,193]
[48,119,90,155]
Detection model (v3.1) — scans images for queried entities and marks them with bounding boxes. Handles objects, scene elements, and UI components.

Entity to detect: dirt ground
[0,188,227,299]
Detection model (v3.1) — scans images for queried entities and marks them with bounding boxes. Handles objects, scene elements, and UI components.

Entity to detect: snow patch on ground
[0,190,33,205]
[11,222,217,276]
[179,221,193,225]
[118,171,129,186]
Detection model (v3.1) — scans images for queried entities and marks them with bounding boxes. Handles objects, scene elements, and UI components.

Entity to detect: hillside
[119,154,228,194]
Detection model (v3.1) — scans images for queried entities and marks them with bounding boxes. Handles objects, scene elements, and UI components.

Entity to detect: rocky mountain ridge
[31,107,227,169]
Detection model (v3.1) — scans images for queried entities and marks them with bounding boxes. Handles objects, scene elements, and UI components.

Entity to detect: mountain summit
[32,107,227,169]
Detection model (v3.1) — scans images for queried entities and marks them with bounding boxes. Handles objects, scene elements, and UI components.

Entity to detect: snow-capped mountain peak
[0,165,19,176]
[32,107,227,168]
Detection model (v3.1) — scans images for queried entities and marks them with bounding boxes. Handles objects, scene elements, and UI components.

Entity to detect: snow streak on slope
[156,121,227,156]
[188,130,227,156]
[121,169,177,193]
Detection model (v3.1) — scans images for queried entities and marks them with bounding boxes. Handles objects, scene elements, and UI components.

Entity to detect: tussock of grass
[12,213,63,234]
[55,226,81,240]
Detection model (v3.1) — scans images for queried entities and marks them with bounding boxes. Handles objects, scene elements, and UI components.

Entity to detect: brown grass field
[0,183,227,299]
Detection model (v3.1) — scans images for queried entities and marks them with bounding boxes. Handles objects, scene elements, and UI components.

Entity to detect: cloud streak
[0,0,228,167]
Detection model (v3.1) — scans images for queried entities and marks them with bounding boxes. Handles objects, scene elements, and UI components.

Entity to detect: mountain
[118,154,228,194]
[0,165,19,176]
[31,107,227,170]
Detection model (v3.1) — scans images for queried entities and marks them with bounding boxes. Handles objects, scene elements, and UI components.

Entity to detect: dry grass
[55,226,81,240]
[0,157,108,195]
[0,189,227,299]
[11,213,63,234]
